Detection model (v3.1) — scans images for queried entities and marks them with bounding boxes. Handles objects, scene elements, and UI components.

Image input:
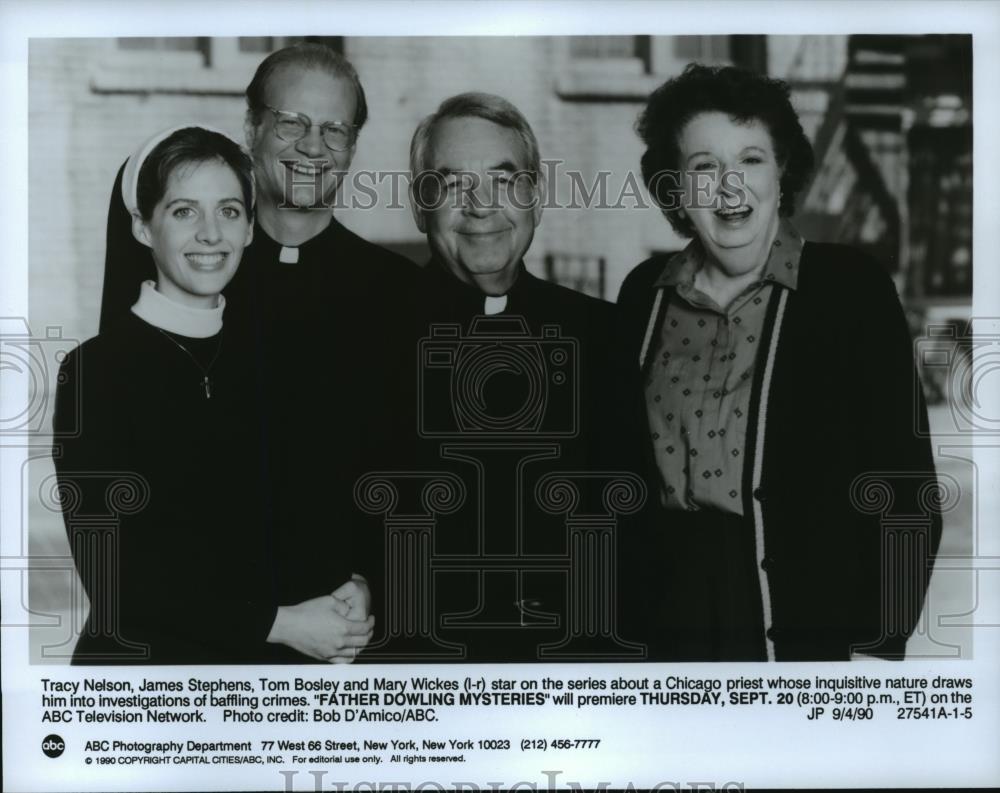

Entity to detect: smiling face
[133,159,253,309]
[678,111,783,275]
[245,65,357,210]
[414,116,542,294]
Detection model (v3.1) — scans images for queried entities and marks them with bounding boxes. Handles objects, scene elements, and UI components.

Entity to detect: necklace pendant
[203,376,211,399]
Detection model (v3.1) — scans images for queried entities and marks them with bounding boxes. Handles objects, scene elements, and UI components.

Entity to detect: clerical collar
[131,280,224,338]
[256,209,336,264]
[426,258,524,314]
[484,295,508,315]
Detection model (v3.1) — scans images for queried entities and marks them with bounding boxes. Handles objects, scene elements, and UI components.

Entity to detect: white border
[3,1,999,790]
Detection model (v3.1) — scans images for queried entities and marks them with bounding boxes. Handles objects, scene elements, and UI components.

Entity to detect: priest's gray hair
[409,92,541,180]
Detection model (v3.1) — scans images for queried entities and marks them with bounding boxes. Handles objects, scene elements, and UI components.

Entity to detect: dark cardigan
[618,241,942,661]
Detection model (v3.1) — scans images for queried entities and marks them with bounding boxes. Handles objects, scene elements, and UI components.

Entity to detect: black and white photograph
[2,1,998,790]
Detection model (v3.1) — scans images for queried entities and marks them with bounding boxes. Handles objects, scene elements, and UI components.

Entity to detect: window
[117,37,210,62]
[237,36,344,55]
[97,37,344,95]
[570,35,651,74]
[558,36,754,101]
[114,36,342,62]
[544,253,606,300]
[238,37,274,54]
[674,36,730,63]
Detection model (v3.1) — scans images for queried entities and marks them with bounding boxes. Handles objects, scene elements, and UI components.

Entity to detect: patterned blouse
[644,221,804,515]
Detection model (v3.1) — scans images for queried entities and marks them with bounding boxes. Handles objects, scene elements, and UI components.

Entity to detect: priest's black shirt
[361,261,650,662]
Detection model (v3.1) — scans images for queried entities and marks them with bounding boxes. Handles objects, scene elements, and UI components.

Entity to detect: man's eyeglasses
[263,104,357,152]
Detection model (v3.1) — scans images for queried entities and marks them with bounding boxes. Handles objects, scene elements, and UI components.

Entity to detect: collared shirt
[644,221,803,515]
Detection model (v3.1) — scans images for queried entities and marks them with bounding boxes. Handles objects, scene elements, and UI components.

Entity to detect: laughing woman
[618,64,942,662]
[53,126,372,664]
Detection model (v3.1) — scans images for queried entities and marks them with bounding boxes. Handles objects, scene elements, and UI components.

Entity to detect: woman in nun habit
[53,126,372,665]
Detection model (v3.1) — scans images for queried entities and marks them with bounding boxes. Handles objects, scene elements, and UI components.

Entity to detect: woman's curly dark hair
[637,63,814,238]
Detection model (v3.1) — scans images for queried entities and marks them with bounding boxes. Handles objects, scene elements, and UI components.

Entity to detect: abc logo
[42,734,65,758]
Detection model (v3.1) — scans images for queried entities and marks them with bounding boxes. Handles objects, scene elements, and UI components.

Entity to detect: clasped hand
[267,576,374,663]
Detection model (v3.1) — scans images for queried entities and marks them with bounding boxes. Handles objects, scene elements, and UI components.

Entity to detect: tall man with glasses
[95,43,418,663]
[101,43,416,329]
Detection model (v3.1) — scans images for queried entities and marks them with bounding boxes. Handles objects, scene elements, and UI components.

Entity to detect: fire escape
[792,36,905,275]
[787,35,971,315]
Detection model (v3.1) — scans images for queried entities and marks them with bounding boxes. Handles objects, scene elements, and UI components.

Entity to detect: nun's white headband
[120,124,253,217]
